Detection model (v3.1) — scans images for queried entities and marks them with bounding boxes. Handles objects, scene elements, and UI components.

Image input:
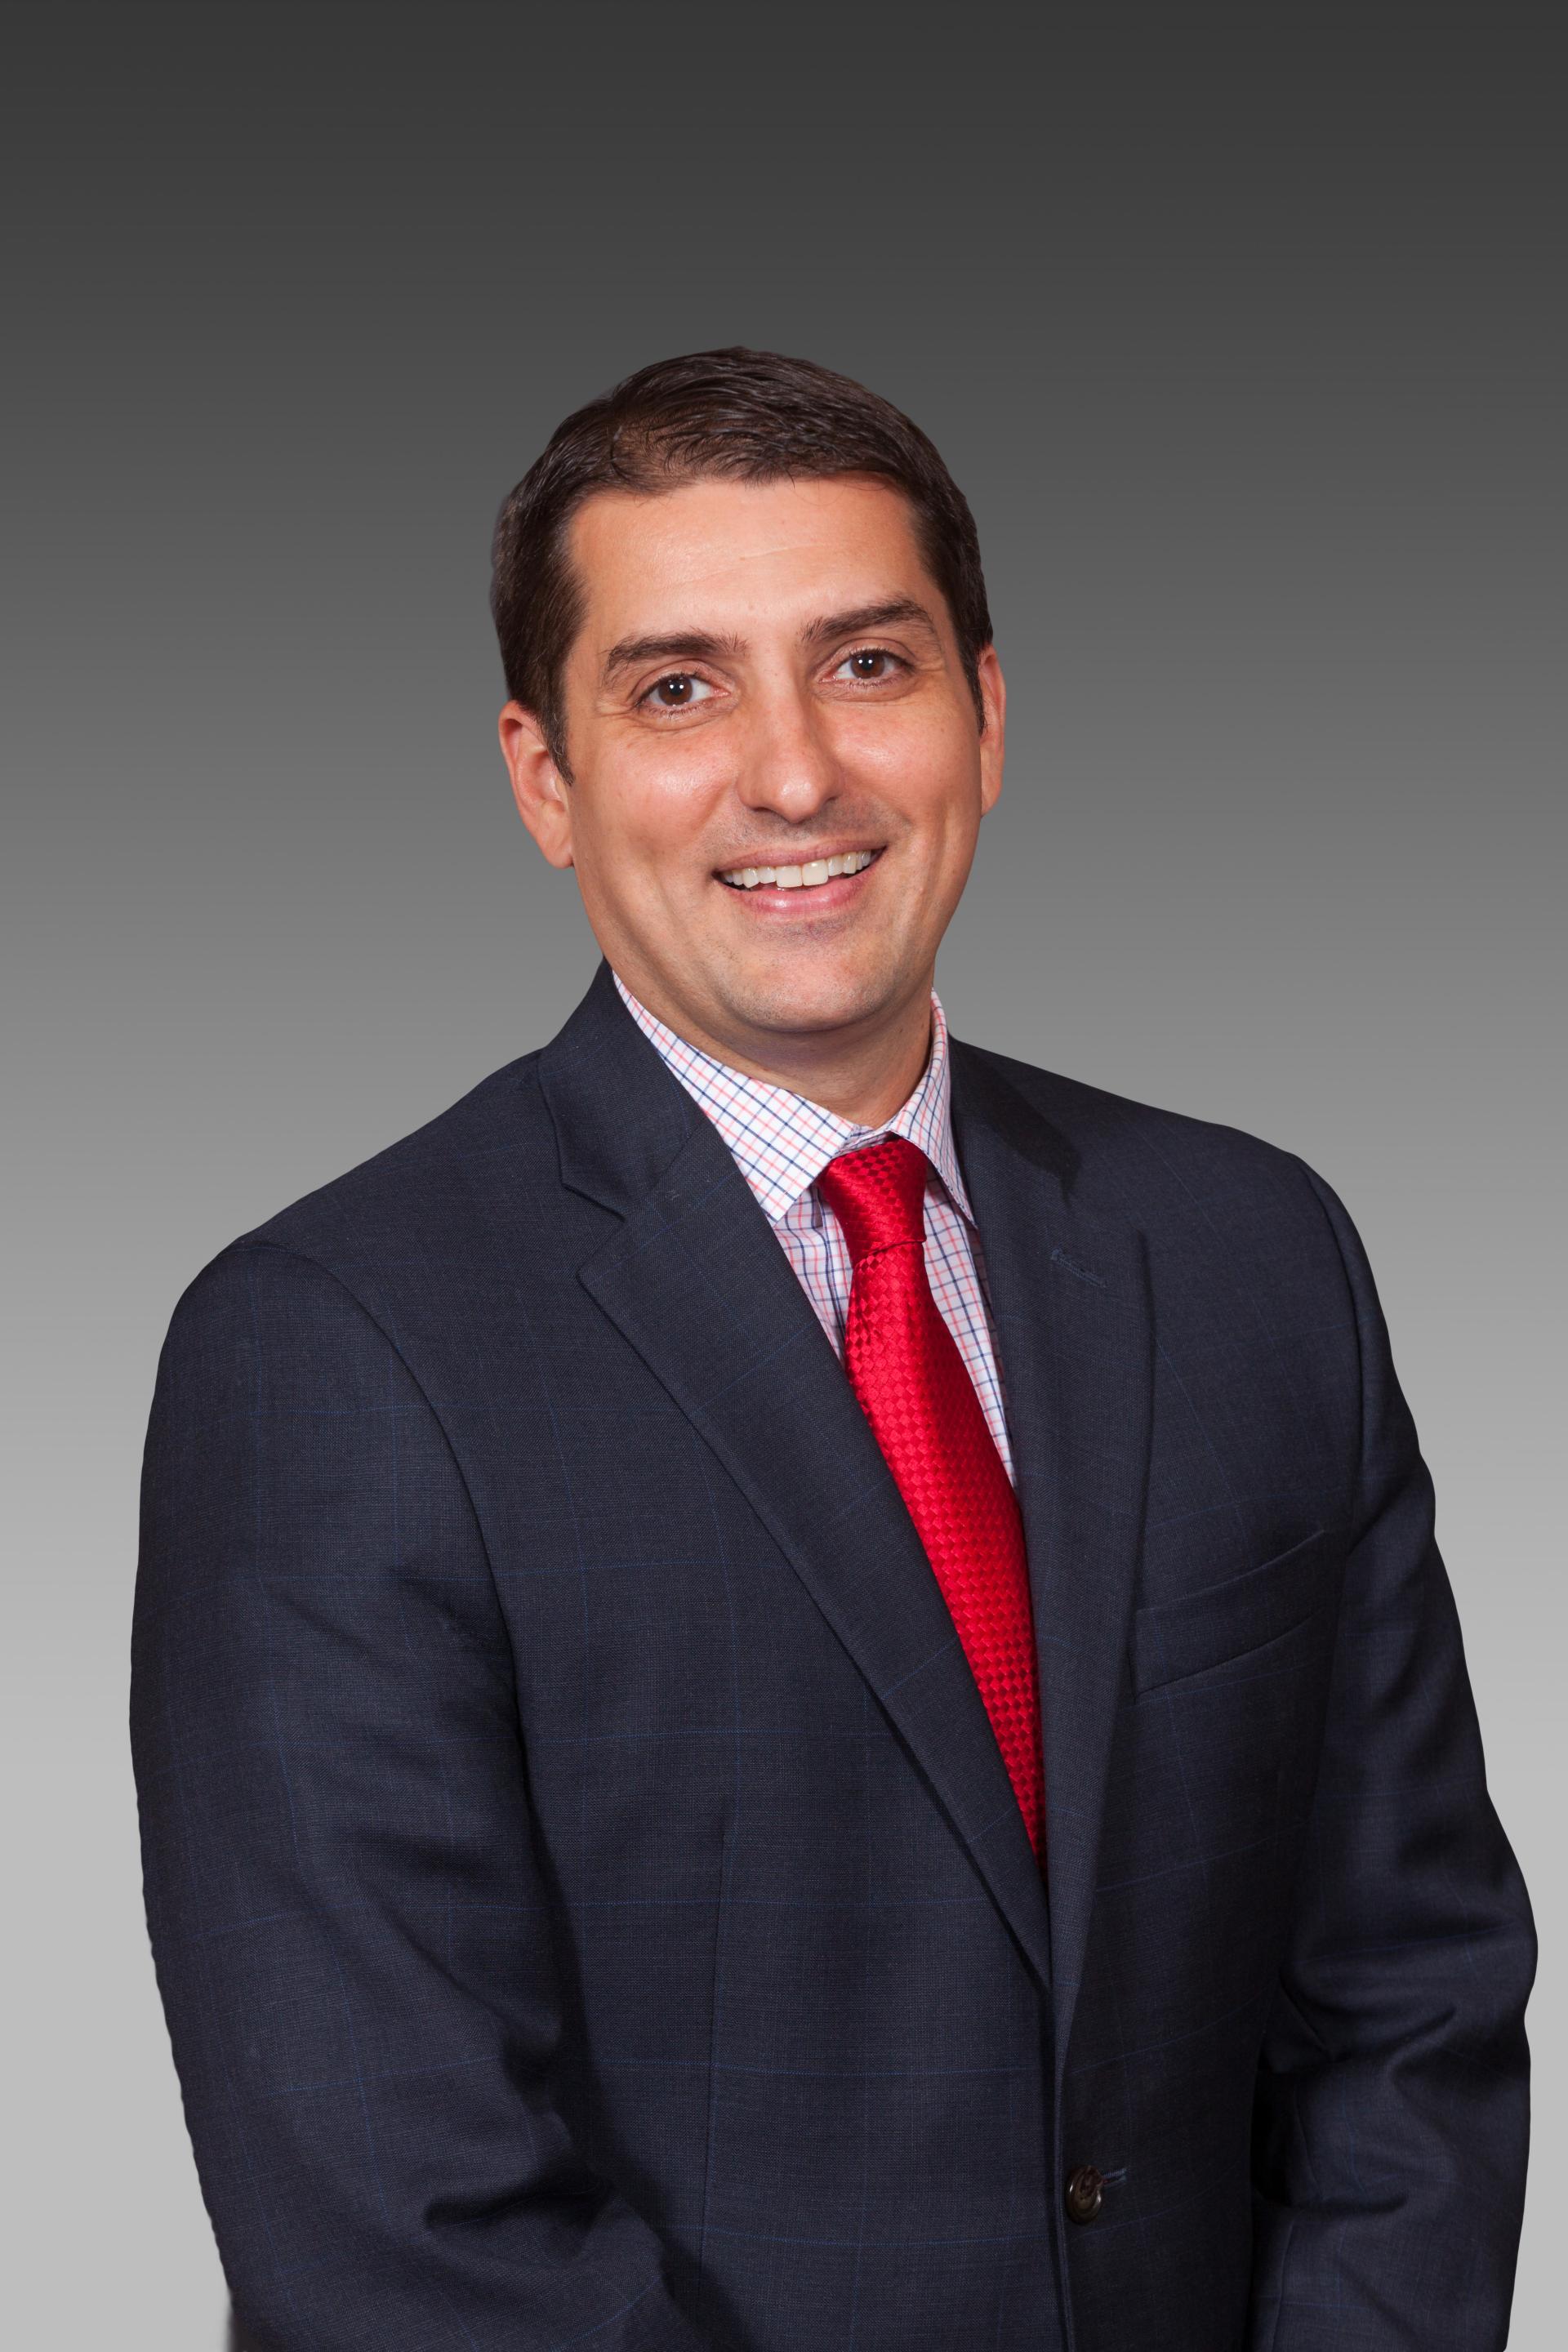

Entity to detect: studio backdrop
[3,4,1561,2345]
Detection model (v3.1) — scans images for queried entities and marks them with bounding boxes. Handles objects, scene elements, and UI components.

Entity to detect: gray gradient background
[3,3,1561,2343]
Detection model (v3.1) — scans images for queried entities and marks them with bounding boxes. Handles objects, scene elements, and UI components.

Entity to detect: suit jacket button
[1065,2164,1105,2224]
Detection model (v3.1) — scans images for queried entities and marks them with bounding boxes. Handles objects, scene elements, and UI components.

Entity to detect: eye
[639,672,716,711]
[832,646,907,684]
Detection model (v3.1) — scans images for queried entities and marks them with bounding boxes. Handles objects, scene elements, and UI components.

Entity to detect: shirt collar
[611,969,974,1227]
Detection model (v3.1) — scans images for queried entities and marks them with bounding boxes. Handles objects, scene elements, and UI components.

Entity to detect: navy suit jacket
[131,959,1534,2351]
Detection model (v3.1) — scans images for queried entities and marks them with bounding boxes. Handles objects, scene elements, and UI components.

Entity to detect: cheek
[837,701,978,808]
[579,761,723,890]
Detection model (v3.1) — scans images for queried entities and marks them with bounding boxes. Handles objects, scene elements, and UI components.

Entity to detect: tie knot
[815,1134,930,1267]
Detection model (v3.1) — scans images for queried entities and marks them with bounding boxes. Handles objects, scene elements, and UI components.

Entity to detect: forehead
[564,474,944,649]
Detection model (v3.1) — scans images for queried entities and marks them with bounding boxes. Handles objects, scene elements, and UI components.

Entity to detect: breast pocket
[1131,1526,1339,1695]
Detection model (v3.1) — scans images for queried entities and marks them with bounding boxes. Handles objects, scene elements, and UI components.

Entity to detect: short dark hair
[489,346,993,779]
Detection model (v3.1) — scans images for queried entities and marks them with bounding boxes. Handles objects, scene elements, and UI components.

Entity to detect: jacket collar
[947,1038,1155,2081]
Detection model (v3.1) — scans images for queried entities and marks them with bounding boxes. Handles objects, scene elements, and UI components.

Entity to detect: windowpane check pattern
[612,971,1015,1482]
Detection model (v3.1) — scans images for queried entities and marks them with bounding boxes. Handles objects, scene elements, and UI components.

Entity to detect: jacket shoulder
[167,1048,555,1321]
[958,1039,1347,1258]
[964,1037,1312,1174]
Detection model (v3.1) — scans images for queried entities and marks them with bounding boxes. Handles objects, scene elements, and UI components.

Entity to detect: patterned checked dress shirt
[612,971,1015,1483]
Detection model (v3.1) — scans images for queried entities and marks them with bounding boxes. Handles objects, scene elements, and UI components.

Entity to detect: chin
[729,960,902,1038]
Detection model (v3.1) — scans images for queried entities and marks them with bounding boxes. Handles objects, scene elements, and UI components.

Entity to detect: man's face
[501,471,1004,1067]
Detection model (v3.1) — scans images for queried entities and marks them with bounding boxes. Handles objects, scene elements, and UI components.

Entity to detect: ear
[976,644,1006,815]
[498,701,575,869]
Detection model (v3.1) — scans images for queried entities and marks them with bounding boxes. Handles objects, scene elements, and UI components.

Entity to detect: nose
[733,678,840,824]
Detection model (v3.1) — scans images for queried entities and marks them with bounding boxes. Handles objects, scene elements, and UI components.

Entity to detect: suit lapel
[950,1042,1155,2074]
[539,965,1054,1987]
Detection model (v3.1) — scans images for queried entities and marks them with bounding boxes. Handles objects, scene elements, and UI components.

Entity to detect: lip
[712,844,885,914]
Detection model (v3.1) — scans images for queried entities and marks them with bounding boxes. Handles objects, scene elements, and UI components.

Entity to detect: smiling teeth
[721,849,876,890]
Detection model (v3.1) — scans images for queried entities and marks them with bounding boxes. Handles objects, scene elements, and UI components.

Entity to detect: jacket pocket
[1131,1526,1336,1695]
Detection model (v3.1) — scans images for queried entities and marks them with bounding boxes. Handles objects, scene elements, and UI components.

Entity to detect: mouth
[715,845,884,896]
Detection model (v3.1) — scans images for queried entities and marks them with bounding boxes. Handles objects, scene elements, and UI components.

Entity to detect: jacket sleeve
[1246,1161,1535,2350]
[131,1240,709,2351]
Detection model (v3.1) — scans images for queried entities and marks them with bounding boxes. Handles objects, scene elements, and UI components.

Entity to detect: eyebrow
[599,598,940,689]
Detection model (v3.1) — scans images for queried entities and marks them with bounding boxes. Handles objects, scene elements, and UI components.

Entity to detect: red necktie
[816,1136,1046,1858]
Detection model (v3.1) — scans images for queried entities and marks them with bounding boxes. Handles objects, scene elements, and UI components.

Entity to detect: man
[131,347,1534,2351]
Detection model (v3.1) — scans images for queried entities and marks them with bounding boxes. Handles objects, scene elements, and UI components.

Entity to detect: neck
[621,973,937,1127]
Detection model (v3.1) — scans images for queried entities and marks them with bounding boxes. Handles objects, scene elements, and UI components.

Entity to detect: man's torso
[182,963,1359,2348]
